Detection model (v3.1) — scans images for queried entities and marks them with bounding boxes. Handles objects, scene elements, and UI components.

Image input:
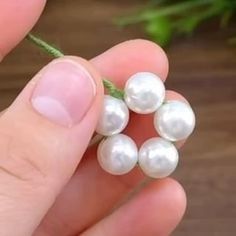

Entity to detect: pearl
[96,95,129,136]
[97,134,138,175]
[124,72,165,114]
[154,100,196,141]
[138,137,179,178]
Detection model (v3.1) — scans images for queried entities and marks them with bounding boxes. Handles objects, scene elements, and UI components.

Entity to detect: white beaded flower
[96,72,196,178]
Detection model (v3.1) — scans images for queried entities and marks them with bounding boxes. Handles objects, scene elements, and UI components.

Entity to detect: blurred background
[0,0,236,235]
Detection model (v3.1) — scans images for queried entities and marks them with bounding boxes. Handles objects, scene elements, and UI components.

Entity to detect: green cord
[26,34,64,58]
[26,33,124,99]
[102,79,124,100]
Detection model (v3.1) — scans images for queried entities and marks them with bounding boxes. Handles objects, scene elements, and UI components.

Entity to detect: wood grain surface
[0,1,236,235]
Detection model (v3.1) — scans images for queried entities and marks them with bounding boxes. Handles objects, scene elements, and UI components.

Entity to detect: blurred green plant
[116,0,236,46]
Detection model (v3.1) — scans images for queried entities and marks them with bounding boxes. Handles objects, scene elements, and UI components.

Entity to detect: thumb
[0,57,103,235]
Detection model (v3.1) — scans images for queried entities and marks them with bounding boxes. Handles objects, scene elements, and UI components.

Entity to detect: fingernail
[31,59,96,126]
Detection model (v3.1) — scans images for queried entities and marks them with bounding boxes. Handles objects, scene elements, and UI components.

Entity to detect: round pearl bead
[154,100,196,141]
[124,72,165,114]
[96,95,129,136]
[97,134,138,175]
[138,137,179,178]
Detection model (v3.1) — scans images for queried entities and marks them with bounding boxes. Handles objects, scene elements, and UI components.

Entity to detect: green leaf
[175,2,223,36]
[116,0,236,47]
[175,16,203,35]
[145,16,172,46]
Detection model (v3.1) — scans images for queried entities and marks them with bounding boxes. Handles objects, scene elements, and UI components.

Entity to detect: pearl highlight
[138,137,179,178]
[124,72,165,114]
[154,100,196,141]
[97,134,138,175]
[96,95,129,136]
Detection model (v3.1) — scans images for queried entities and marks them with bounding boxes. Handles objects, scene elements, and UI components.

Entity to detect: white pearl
[124,72,165,114]
[154,100,196,141]
[97,134,138,175]
[96,95,129,136]
[138,137,179,178]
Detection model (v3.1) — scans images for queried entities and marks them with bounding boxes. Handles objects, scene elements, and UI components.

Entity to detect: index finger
[0,0,46,60]
[91,39,169,85]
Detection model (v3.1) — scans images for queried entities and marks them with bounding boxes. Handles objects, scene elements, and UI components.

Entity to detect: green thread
[26,34,64,58]
[103,79,124,100]
[26,33,124,99]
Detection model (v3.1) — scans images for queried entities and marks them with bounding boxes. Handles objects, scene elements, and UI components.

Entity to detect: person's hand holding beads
[0,1,188,235]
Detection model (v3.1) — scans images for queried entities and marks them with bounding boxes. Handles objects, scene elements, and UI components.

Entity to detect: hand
[0,1,186,235]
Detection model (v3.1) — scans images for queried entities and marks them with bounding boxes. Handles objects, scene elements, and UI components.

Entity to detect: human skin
[0,1,186,235]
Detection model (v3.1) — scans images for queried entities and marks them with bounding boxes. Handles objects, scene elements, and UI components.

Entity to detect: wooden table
[0,1,236,235]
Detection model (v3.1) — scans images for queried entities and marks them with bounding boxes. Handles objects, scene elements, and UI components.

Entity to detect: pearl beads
[96,95,129,136]
[97,134,138,175]
[154,100,196,141]
[138,138,179,178]
[96,71,196,179]
[124,72,165,114]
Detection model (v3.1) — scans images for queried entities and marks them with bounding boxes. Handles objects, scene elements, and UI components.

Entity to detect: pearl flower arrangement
[96,72,195,178]
[27,34,196,179]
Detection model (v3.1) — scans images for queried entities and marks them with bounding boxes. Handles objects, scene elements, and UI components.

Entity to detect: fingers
[82,179,186,236]
[0,0,46,59]
[0,57,103,235]
[36,40,186,236]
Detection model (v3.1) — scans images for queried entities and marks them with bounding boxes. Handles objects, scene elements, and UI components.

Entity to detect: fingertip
[141,178,186,235]
[156,178,187,221]
[12,56,104,112]
[0,0,46,57]
[128,39,169,78]
[91,39,169,86]
[112,39,169,78]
